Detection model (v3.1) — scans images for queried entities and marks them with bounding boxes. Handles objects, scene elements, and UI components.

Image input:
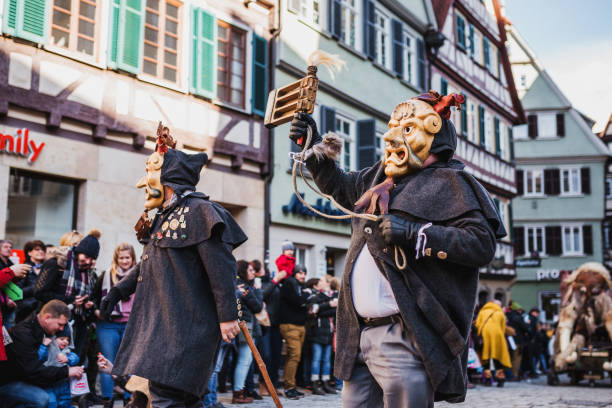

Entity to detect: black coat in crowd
[506,310,530,346]
[0,314,68,387]
[237,278,263,339]
[278,276,309,326]
[16,262,42,321]
[306,155,503,403]
[306,291,337,345]
[261,275,280,327]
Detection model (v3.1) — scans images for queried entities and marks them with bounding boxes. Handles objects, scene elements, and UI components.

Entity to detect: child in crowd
[275,240,296,278]
[38,326,80,408]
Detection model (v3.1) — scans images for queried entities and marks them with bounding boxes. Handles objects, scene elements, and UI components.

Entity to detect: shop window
[6,169,78,250]
[50,0,99,57]
[143,0,181,83]
[294,245,309,268]
[524,169,544,196]
[560,167,581,195]
[539,291,561,323]
[217,21,246,108]
[335,114,354,171]
[373,8,390,69]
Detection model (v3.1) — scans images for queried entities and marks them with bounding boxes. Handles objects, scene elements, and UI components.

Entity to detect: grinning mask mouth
[384,99,442,178]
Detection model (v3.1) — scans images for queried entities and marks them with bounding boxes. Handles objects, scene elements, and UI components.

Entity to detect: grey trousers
[342,323,434,408]
[149,381,203,408]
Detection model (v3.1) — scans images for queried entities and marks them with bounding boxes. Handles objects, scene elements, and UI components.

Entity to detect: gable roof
[508,26,609,156]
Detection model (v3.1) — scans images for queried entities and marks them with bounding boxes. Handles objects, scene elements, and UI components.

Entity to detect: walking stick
[238,321,283,408]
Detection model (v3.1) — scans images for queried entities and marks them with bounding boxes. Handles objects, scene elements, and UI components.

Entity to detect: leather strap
[359,314,402,328]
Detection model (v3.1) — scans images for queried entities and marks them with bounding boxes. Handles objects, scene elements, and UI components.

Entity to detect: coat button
[382,248,388,254]
[437,251,447,260]
[142,254,148,261]
[364,227,372,234]
[137,276,143,282]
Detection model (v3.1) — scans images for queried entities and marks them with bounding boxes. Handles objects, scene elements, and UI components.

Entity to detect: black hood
[429,118,457,162]
[160,149,209,194]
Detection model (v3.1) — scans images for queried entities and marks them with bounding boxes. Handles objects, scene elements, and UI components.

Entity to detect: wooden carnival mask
[383,99,442,178]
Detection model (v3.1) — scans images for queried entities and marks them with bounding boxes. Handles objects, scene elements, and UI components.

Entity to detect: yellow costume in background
[476,302,511,368]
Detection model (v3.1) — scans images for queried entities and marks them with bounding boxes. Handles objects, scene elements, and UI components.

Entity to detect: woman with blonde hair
[93,242,137,407]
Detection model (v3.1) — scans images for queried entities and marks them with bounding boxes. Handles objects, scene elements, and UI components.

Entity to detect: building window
[340,0,358,49]
[473,29,483,65]
[525,169,544,196]
[498,201,507,231]
[143,0,180,83]
[537,113,557,138]
[489,43,498,77]
[335,115,354,171]
[560,168,581,195]
[562,225,583,255]
[375,130,385,162]
[455,12,466,50]
[499,122,508,160]
[7,169,78,250]
[374,8,390,68]
[484,111,493,152]
[526,226,545,256]
[468,100,477,143]
[294,245,309,268]
[217,21,247,108]
[606,178,612,198]
[402,29,417,85]
[289,0,322,26]
[50,0,98,57]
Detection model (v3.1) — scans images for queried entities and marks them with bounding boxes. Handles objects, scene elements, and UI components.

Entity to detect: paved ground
[212,375,612,408]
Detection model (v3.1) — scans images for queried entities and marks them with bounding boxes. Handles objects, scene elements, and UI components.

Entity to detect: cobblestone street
[212,375,612,408]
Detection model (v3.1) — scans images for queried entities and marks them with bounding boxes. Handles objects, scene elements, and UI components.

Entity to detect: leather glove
[377,214,422,246]
[100,287,122,321]
[289,112,322,149]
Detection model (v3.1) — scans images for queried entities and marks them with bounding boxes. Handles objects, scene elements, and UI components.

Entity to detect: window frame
[142,0,182,85]
[294,245,310,269]
[48,0,101,62]
[455,11,466,50]
[484,110,493,152]
[468,100,477,143]
[373,6,390,70]
[339,0,360,50]
[334,112,356,171]
[288,0,325,28]
[524,168,545,197]
[401,27,417,86]
[216,19,248,109]
[472,28,483,65]
[499,121,508,160]
[524,225,546,257]
[536,112,558,138]
[562,224,583,256]
[559,166,582,196]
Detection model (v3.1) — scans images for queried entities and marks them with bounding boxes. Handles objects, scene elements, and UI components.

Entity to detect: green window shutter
[483,36,490,70]
[108,0,121,68]
[251,34,267,117]
[478,105,485,147]
[117,0,145,74]
[440,77,448,95]
[509,127,514,162]
[4,0,48,43]
[3,0,18,34]
[191,7,217,99]
[494,117,501,156]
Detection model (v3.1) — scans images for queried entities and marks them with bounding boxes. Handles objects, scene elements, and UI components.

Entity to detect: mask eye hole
[403,127,411,135]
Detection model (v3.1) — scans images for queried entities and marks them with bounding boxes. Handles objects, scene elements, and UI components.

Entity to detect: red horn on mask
[156,121,177,154]
[415,91,466,120]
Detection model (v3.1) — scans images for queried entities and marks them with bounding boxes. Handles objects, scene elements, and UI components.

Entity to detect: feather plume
[311,133,343,161]
[307,50,346,80]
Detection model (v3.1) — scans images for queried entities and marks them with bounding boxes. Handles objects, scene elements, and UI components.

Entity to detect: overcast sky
[505,0,612,132]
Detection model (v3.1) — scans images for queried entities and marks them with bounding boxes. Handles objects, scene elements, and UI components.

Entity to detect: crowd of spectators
[0,235,340,408]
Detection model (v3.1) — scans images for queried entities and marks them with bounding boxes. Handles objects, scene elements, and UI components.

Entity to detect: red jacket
[275,254,296,278]
[0,267,15,361]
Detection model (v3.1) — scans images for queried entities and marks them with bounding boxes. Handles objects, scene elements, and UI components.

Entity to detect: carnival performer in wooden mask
[100,124,247,406]
[289,91,506,407]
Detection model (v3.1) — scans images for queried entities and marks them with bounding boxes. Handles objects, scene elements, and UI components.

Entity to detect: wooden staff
[238,321,283,408]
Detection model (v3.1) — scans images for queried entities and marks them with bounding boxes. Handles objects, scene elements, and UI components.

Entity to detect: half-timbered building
[0,0,273,267]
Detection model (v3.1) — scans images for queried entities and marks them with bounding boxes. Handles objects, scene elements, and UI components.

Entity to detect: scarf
[101,266,135,319]
[59,248,92,316]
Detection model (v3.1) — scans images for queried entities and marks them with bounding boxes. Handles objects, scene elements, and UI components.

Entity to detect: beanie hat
[56,325,71,340]
[293,264,307,274]
[281,240,295,252]
[74,229,101,259]
[511,302,522,311]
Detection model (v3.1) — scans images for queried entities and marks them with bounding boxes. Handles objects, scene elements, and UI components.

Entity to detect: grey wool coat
[306,157,504,403]
[112,193,247,397]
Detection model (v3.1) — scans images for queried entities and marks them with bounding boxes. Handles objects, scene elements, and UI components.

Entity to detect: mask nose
[136,176,147,189]
[383,127,402,142]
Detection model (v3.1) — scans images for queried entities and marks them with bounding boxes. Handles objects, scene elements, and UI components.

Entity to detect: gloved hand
[289,112,322,149]
[377,214,423,246]
[100,287,122,321]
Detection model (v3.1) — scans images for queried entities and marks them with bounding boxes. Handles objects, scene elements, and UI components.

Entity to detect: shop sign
[516,258,541,267]
[536,269,572,282]
[0,128,45,163]
[282,193,349,223]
